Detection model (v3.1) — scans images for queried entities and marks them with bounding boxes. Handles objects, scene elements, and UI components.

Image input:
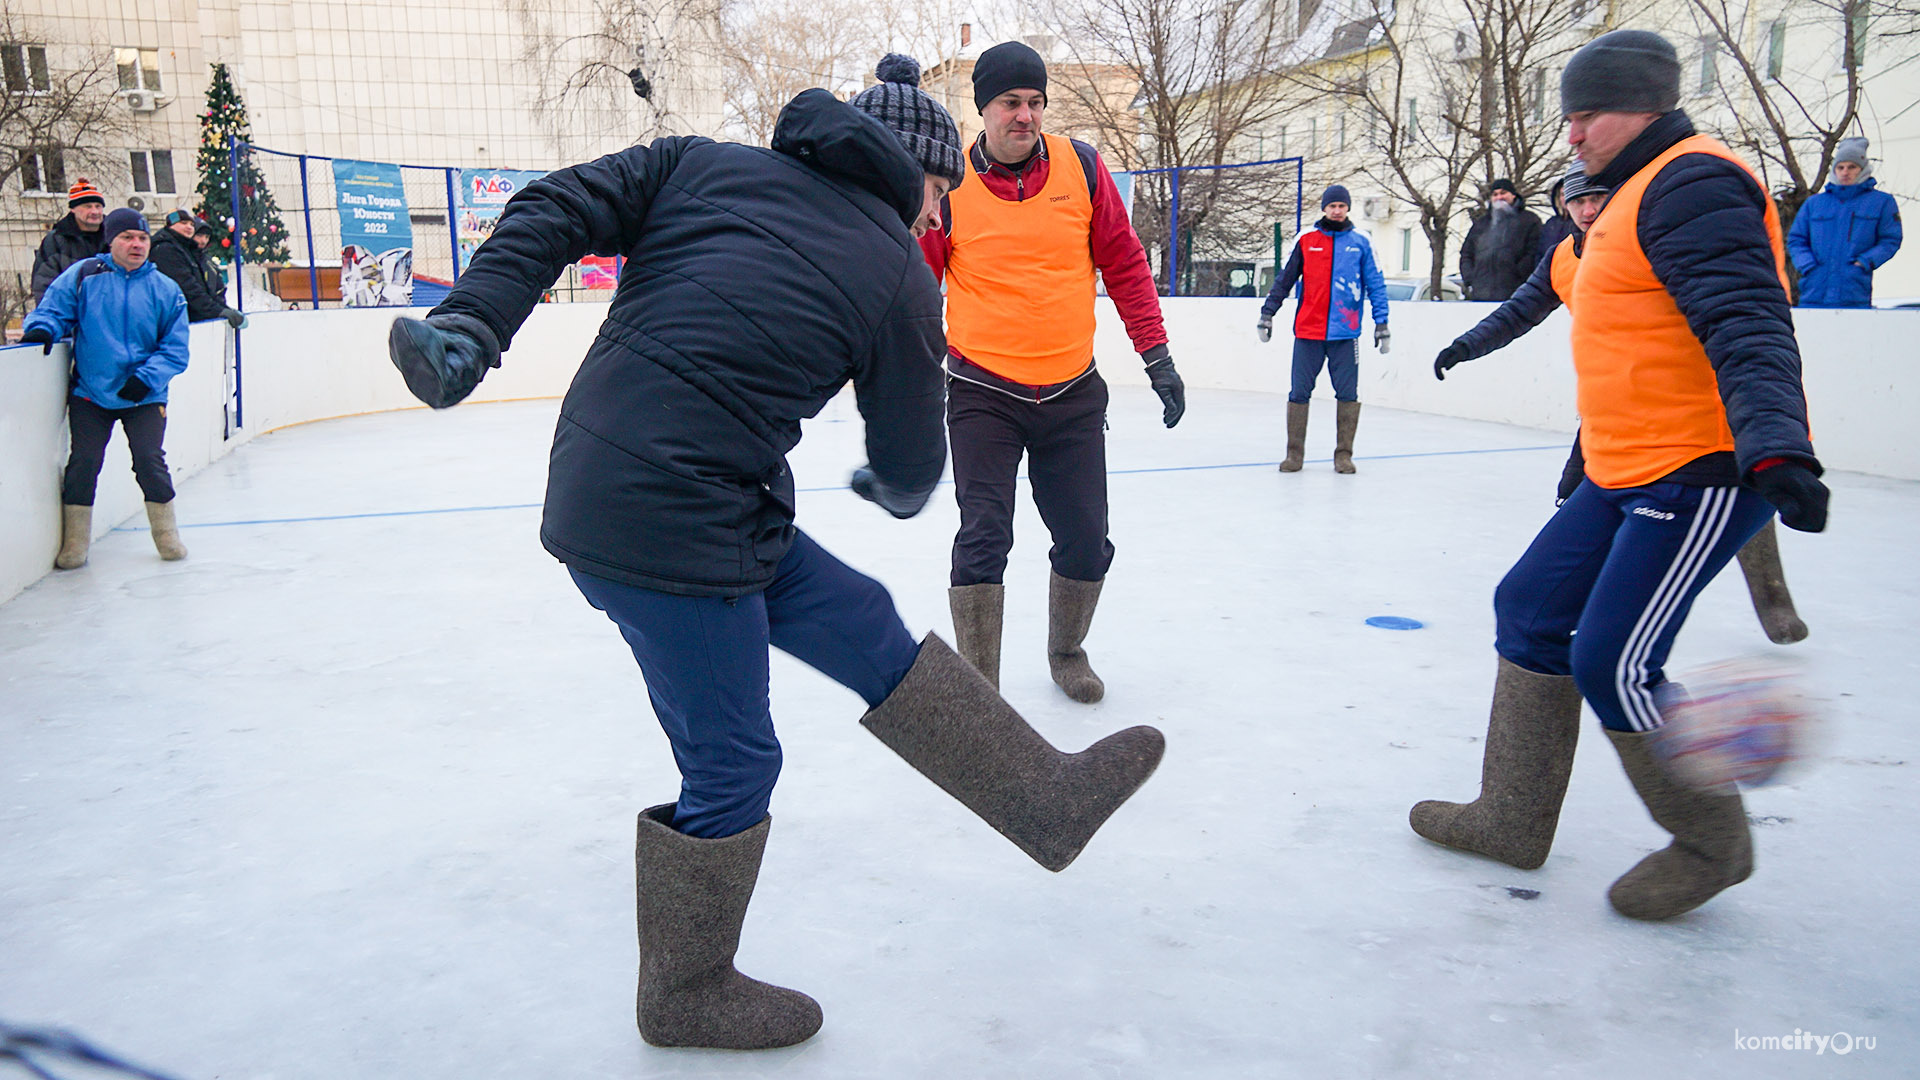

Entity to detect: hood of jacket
[771,88,924,227]
[150,225,202,258]
[52,212,103,242]
[1824,175,1879,201]
[1314,216,1354,234]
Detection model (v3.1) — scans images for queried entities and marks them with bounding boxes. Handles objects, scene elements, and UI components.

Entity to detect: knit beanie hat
[102,207,149,242]
[1488,178,1518,198]
[971,41,1048,112]
[1321,184,1351,209]
[850,54,965,185]
[1560,29,1681,116]
[1834,136,1872,181]
[67,176,105,208]
[1560,164,1608,202]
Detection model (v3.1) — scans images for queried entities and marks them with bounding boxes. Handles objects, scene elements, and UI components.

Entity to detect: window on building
[1406,97,1418,141]
[1766,19,1786,78]
[1307,117,1318,157]
[1529,68,1547,123]
[1279,124,1289,158]
[1846,4,1868,69]
[1400,227,1412,273]
[1697,36,1718,93]
[2,43,50,93]
[20,147,65,194]
[114,47,161,92]
[1338,112,1348,153]
[129,149,175,194]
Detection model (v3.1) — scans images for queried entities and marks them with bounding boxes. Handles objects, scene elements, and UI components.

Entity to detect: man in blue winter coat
[21,208,190,570]
[383,63,1164,1052]
[1787,137,1903,308]
[1255,184,1390,473]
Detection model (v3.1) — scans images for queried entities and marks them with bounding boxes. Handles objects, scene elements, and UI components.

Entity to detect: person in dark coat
[1786,137,1903,308]
[1458,178,1543,301]
[29,177,109,306]
[150,209,246,327]
[385,62,1164,1052]
[1535,174,1580,259]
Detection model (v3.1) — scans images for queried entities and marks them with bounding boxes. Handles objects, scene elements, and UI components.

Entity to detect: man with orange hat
[30,177,108,305]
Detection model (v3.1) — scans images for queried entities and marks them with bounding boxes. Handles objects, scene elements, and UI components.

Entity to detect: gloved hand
[1256,316,1272,343]
[1433,342,1470,380]
[1556,458,1584,504]
[221,306,249,330]
[388,312,502,409]
[1374,323,1391,354]
[20,326,56,354]
[850,466,925,519]
[117,373,151,403]
[1146,356,1185,428]
[1748,457,1829,533]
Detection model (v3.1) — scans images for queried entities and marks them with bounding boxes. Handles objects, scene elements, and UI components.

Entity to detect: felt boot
[1604,728,1754,920]
[948,583,1005,689]
[861,634,1164,872]
[1279,401,1308,472]
[1333,400,1361,474]
[633,806,823,1049]
[1047,572,1106,703]
[1410,657,1584,869]
[1735,519,1808,644]
[55,505,92,570]
[146,501,187,561]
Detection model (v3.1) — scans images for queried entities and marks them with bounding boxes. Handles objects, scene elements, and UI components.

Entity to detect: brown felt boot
[1736,519,1807,644]
[55,505,92,570]
[1047,572,1106,703]
[861,633,1164,872]
[1279,401,1308,472]
[1332,400,1361,474]
[633,806,823,1049]
[146,501,187,561]
[1410,657,1584,869]
[1604,728,1754,920]
[948,583,1005,689]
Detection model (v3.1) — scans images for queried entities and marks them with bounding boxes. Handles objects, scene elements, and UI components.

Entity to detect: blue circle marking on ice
[1366,615,1425,630]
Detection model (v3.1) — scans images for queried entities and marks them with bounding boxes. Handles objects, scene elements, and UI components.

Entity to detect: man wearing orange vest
[1410,30,1828,921]
[919,41,1183,702]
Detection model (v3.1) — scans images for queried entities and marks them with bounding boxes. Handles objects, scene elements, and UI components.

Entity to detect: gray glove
[850,466,928,519]
[221,306,249,330]
[388,313,501,409]
[1256,316,1272,343]
[1374,323,1391,354]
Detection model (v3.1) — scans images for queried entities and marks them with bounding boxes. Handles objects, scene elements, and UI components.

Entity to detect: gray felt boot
[146,501,187,561]
[1736,520,1808,644]
[1410,657,1584,869]
[1279,402,1308,472]
[948,583,1005,688]
[1047,572,1106,703]
[861,633,1164,872]
[1604,728,1754,920]
[1333,400,1361,474]
[633,806,823,1049]
[55,505,92,570]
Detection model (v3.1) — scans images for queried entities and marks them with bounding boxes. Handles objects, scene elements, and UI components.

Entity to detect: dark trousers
[570,530,920,839]
[948,371,1115,587]
[63,395,174,505]
[1289,338,1359,403]
[1494,479,1774,732]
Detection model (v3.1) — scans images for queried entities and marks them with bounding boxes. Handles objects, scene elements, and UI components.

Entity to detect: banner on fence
[457,168,546,273]
[333,158,413,306]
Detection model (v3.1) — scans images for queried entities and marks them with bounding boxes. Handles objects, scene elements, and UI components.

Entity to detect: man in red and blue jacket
[1256,185,1390,473]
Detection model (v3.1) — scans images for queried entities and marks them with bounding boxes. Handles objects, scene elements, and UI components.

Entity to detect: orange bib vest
[1570,135,1790,489]
[1549,237,1578,306]
[944,133,1097,385]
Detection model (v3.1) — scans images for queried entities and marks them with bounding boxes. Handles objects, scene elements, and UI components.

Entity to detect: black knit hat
[850,54,965,185]
[1321,184,1351,209]
[972,41,1047,112]
[102,207,149,242]
[1488,177,1518,198]
[1560,29,1681,116]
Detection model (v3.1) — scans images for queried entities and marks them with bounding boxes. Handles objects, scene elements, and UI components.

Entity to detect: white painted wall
[4,299,1915,605]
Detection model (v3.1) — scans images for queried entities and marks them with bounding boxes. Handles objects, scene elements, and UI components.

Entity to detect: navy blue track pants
[1494,479,1774,732]
[1288,338,1358,403]
[571,530,920,838]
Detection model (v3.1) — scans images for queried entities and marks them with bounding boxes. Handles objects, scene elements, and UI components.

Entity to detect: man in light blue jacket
[21,208,191,569]
[1787,137,1903,308]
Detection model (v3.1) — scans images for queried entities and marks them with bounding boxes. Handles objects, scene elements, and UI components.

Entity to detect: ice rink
[3,386,1914,1079]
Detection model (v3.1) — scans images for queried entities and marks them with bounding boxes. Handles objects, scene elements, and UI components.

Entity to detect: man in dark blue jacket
[1787,137,1903,308]
[387,66,1163,1051]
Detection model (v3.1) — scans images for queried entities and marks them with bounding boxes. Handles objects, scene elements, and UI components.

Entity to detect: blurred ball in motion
[1651,656,1819,789]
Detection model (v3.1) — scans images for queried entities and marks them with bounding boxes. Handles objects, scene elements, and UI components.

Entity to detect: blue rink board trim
[1366,615,1426,630]
[120,444,1567,531]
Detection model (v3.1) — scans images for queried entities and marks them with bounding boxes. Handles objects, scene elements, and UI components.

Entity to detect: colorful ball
[1651,657,1817,789]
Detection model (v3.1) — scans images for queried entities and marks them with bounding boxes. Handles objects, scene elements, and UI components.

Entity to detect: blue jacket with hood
[1786,177,1903,308]
[1259,217,1389,341]
[24,253,190,407]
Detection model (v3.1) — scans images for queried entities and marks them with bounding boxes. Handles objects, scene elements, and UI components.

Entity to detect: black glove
[117,373,151,403]
[20,326,56,354]
[1556,441,1585,504]
[850,466,926,520]
[1748,458,1829,533]
[1433,342,1470,380]
[1147,356,1185,428]
[388,312,502,409]
[1373,323,1391,354]
[221,306,249,330]
[1256,316,1272,343]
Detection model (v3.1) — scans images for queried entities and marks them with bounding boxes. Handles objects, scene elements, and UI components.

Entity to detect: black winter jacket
[30,213,106,304]
[1536,215,1580,259]
[1459,200,1542,301]
[432,89,947,597]
[1589,110,1817,484]
[1451,236,1578,361]
[150,228,227,321]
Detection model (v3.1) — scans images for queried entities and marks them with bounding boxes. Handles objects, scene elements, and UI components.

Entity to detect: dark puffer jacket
[30,213,107,304]
[1459,196,1543,302]
[432,89,947,597]
[150,227,228,321]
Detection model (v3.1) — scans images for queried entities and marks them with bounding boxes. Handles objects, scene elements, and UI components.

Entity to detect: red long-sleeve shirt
[919,136,1169,363]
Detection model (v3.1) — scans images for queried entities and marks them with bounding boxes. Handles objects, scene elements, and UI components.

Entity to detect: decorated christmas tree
[194,62,291,265]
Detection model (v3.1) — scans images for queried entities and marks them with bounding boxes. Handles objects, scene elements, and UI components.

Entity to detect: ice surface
[3,388,1915,1079]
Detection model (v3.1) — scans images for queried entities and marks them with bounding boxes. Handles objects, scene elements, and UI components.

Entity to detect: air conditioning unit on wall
[123,89,158,112]
[1362,196,1392,220]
